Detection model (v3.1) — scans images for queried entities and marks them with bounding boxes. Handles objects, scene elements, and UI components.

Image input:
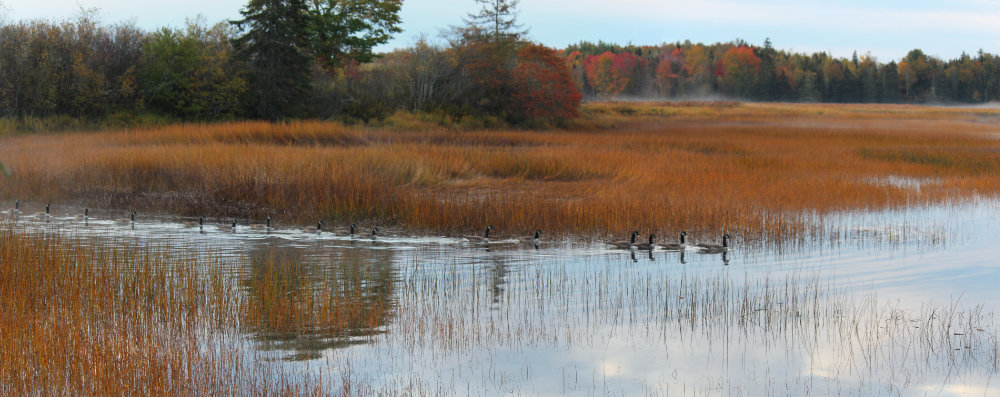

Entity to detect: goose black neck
[534,230,541,239]
[484,227,491,238]
[630,232,637,244]
[647,235,655,244]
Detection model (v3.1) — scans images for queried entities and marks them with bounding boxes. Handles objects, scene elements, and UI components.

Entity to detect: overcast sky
[2,0,999,62]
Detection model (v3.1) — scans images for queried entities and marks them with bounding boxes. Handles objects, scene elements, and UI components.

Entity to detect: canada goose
[303,221,323,234]
[6,200,21,218]
[660,231,689,251]
[34,203,52,222]
[184,216,204,227]
[74,208,89,224]
[371,227,380,240]
[519,230,542,246]
[635,234,657,250]
[465,225,494,243]
[610,231,640,249]
[249,216,272,232]
[217,219,237,232]
[349,223,357,237]
[697,234,731,253]
[116,211,136,228]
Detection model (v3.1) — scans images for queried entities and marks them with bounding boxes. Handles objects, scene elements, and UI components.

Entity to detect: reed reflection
[241,246,398,360]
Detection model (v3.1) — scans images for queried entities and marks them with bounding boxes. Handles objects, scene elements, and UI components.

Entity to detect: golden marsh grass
[2,102,1000,244]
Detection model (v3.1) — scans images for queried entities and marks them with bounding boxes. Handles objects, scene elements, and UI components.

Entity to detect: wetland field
[2,102,1000,395]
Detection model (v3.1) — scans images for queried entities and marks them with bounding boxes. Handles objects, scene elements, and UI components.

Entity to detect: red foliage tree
[654,56,679,95]
[509,43,582,123]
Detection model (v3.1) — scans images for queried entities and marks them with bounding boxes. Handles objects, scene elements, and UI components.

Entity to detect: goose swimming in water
[349,223,357,237]
[697,234,731,253]
[34,203,53,222]
[184,216,205,232]
[518,230,542,247]
[75,208,90,224]
[465,225,494,243]
[660,231,689,251]
[5,200,21,218]
[303,221,323,234]
[249,216,272,232]
[634,234,657,250]
[116,211,136,228]
[610,231,640,250]
[217,219,237,233]
[371,227,380,240]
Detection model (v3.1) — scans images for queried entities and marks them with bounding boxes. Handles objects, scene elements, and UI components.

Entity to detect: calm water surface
[6,199,1000,396]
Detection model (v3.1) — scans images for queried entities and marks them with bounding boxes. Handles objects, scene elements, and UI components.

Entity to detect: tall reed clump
[0,228,343,395]
[2,103,1000,244]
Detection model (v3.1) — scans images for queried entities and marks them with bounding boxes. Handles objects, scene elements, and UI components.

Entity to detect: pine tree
[231,0,312,120]
[465,0,527,45]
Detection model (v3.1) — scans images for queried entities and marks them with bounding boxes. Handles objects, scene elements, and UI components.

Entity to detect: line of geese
[464,225,542,247]
[3,202,390,237]
[609,231,731,253]
[5,202,727,251]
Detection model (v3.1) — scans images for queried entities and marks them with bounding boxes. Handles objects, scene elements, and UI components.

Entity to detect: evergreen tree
[231,0,312,119]
[465,0,527,45]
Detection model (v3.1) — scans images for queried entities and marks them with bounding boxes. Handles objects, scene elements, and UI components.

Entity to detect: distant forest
[566,39,1000,104]
[0,6,998,128]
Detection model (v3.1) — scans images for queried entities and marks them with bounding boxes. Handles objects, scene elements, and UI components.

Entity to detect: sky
[2,0,999,62]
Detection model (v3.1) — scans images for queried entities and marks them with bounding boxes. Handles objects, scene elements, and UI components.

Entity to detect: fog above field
[2,0,999,61]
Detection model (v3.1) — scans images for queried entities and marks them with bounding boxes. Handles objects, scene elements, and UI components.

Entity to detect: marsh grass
[1,225,997,395]
[2,103,1000,244]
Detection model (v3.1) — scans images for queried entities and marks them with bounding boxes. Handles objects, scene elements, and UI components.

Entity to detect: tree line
[2,0,998,130]
[566,39,1000,103]
[0,0,580,127]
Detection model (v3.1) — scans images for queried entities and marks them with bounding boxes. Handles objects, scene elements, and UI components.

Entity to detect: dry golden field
[2,102,1000,243]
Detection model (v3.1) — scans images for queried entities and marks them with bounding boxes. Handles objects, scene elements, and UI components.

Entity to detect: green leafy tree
[141,21,246,119]
[231,0,312,119]
[305,0,402,69]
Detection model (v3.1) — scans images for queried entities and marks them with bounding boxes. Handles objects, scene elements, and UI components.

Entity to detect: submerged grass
[2,102,1000,244]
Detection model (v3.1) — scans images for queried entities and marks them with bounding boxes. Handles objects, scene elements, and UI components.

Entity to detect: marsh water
[6,199,1000,396]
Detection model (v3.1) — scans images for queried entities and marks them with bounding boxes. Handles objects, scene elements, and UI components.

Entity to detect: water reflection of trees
[241,246,397,360]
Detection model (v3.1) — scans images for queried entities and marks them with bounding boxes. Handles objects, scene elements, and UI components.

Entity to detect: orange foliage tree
[716,46,761,97]
[583,51,642,97]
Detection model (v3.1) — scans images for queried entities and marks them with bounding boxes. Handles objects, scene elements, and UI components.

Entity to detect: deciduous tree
[305,0,402,69]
